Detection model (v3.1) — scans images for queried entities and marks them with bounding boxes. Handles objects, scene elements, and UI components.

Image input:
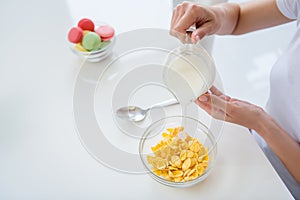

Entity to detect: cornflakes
[147,126,209,182]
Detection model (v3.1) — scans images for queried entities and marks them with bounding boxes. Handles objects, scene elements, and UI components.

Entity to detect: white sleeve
[276,0,300,20]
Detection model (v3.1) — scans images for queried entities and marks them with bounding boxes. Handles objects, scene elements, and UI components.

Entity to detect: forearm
[255,112,300,184]
[211,3,240,35]
[212,0,293,35]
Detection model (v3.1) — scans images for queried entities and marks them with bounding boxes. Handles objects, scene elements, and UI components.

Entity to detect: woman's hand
[170,0,292,43]
[170,2,221,43]
[196,86,300,184]
[195,86,266,131]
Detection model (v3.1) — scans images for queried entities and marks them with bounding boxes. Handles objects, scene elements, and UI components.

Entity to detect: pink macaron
[68,27,83,43]
[78,18,95,31]
[95,25,115,41]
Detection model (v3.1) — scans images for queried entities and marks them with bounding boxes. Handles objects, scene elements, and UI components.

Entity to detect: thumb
[198,93,227,111]
[191,23,213,42]
[195,94,228,121]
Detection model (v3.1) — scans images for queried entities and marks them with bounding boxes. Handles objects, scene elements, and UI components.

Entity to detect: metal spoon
[115,98,178,122]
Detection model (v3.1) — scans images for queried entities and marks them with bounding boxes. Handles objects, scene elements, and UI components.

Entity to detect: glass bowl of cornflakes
[139,116,217,187]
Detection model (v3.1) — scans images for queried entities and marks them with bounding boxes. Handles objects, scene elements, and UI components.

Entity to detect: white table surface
[0,0,296,199]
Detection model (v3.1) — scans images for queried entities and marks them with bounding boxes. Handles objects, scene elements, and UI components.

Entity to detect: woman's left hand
[195,86,266,131]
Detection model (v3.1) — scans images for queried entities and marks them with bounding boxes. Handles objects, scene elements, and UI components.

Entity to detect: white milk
[164,54,212,105]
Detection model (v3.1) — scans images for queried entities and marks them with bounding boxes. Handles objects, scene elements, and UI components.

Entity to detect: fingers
[197,93,227,111]
[171,2,220,44]
[170,2,203,43]
[210,86,223,96]
[169,31,186,43]
[209,86,231,101]
[170,4,190,43]
[170,10,178,31]
[175,12,195,34]
[220,94,231,101]
[171,3,186,28]
[195,95,227,120]
[195,93,229,121]
[191,23,212,41]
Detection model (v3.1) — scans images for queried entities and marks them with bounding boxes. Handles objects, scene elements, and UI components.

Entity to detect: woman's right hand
[170,2,222,43]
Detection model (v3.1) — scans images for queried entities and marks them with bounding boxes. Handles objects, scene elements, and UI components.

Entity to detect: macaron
[78,18,95,31]
[82,32,101,51]
[75,43,87,52]
[98,41,111,49]
[95,25,114,41]
[83,30,91,37]
[68,27,83,43]
[101,36,113,42]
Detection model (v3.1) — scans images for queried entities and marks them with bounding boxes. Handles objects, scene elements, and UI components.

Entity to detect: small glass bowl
[139,116,217,187]
[68,22,115,62]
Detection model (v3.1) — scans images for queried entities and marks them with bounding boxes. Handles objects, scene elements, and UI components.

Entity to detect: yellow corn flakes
[147,126,209,182]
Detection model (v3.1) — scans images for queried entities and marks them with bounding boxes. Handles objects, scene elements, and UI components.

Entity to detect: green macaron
[82,32,101,51]
[96,41,111,50]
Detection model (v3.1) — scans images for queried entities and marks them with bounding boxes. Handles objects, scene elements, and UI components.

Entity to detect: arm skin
[214,0,294,35]
[195,87,300,184]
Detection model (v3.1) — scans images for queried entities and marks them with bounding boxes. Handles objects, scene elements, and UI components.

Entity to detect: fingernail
[198,95,208,102]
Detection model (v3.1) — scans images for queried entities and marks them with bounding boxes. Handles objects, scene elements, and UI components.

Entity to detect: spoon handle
[150,98,178,110]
